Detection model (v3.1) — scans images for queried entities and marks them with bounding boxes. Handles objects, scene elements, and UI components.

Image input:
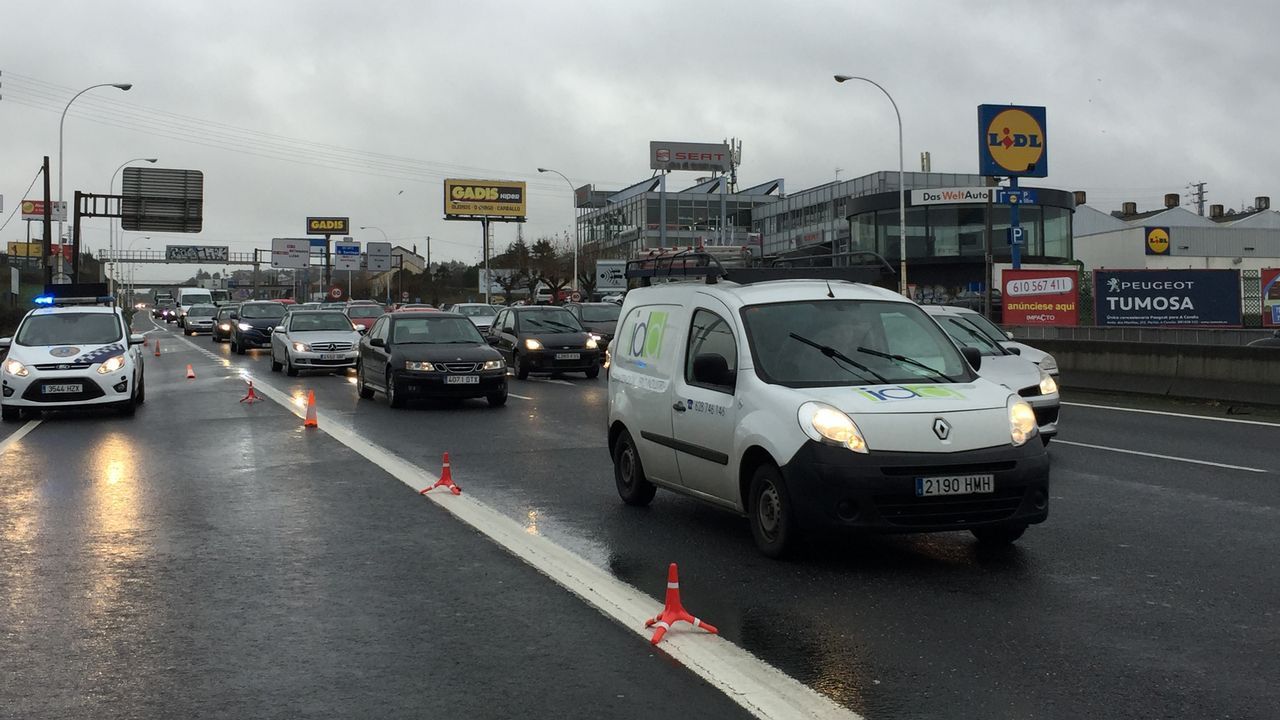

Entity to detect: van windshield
[741,300,971,387]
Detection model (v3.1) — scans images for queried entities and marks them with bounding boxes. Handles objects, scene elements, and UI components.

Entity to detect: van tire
[613,429,656,506]
[971,523,1027,546]
[749,463,797,559]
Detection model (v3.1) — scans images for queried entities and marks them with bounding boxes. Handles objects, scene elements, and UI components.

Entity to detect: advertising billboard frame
[306,217,351,235]
[649,141,732,173]
[1094,268,1243,328]
[270,238,310,269]
[443,179,527,221]
[1262,268,1280,328]
[1002,268,1079,326]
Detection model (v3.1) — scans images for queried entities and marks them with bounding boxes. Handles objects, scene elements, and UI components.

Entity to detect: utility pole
[1186,181,1207,216]
[41,156,52,286]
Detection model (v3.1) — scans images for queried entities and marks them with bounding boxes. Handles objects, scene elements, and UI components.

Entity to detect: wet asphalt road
[3,312,1278,719]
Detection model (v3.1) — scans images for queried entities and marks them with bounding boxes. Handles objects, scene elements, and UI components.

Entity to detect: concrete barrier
[1013,325,1275,347]
[1033,339,1280,406]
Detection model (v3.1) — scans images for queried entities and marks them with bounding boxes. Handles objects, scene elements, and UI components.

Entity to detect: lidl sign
[978,104,1047,177]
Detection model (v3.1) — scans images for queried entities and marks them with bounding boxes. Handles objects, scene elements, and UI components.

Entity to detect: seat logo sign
[977,105,1047,177]
[1145,226,1170,255]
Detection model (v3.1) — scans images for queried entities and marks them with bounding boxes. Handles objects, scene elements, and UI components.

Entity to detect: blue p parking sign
[1007,227,1025,246]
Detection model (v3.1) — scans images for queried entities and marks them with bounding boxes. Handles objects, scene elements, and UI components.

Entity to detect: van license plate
[555,352,580,360]
[43,383,83,394]
[446,375,479,385]
[915,474,994,497]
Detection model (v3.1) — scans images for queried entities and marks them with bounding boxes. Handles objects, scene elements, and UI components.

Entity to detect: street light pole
[360,225,391,304]
[834,74,907,297]
[108,157,157,299]
[58,82,133,283]
[538,167,580,294]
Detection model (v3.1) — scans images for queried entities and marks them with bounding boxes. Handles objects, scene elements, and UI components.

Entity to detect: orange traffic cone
[645,563,718,645]
[421,452,461,495]
[185,364,196,379]
[154,339,161,357]
[302,390,318,428]
[240,380,260,404]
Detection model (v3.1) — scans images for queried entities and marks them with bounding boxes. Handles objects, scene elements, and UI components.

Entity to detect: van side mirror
[370,337,386,348]
[128,334,146,346]
[961,346,982,371]
[0,337,11,349]
[1005,346,1021,356]
[692,353,735,390]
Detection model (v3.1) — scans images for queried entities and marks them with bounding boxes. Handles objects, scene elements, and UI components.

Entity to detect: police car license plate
[446,375,479,385]
[915,474,994,497]
[43,383,83,394]
[320,353,345,360]
[555,352,580,360]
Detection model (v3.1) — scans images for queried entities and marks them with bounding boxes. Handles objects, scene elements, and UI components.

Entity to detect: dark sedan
[487,306,601,380]
[563,302,620,356]
[356,312,508,408]
[230,301,287,354]
[211,304,240,343]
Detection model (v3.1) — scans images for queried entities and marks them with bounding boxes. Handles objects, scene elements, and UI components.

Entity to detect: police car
[606,255,1049,557]
[1,285,147,421]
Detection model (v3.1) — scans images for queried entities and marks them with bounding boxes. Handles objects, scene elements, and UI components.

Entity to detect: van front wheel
[613,429,656,506]
[749,463,797,559]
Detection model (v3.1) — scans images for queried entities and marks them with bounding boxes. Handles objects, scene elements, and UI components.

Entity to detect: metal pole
[58,83,132,283]
[483,218,491,306]
[833,75,907,296]
[42,155,52,286]
[539,169,579,291]
[1010,178,1022,270]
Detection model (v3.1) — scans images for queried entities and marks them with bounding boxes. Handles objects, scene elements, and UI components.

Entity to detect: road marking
[529,377,576,386]
[509,393,533,400]
[0,420,42,455]
[1062,401,1280,428]
[171,333,858,720]
[1054,439,1268,473]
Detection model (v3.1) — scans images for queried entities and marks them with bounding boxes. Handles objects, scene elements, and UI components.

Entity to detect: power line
[0,165,43,235]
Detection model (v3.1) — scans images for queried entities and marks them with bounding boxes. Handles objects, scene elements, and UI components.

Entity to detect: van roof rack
[624,250,896,288]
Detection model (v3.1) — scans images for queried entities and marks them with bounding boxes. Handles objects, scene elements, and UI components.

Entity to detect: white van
[606,259,1049,557]
[173,288,214,325]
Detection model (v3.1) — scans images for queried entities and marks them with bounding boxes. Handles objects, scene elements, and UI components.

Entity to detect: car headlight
[797,401,868,453]
[524,338,543,351]
[405,361,436,371]
[1039,354,1059,375]
[585,337,599,349]
[3,358,29,377]
[292,342,310,352]
[219,323,231,331]
[237,323,252,331]
[1038,371,1058,395]
[1008,396,1037,447]
[96,355,127,374]
[481,359,504,371]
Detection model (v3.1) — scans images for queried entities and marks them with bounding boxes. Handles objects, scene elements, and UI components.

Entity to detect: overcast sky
[3,0,1278,282]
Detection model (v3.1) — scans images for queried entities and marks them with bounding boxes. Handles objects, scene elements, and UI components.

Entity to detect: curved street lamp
[538,167,580,292]
[107,157,157,296]
[834,74,907,296]
[58,82,132,282]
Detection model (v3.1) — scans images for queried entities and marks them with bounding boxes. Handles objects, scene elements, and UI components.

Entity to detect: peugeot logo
[932,418,951,440]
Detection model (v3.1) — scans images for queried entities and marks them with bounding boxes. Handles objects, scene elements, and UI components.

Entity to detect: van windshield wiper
[856,346,956,383]
[788,333,888,384]
[950,320,1002,352]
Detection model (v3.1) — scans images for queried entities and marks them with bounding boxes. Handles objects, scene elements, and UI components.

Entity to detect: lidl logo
[1145,227,1170,255]
[977,105,1048,178]
[854,384,967,402]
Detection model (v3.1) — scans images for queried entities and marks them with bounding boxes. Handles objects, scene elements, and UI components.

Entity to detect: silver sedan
[270,311,362,377]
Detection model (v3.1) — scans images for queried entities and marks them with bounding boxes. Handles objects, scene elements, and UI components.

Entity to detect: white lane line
[172,333,857,720]
[529,377,576,386]
[509,393,533,400]
[1062,401,1280,428]
[0,420,43,455]
[1054,439,1268,473]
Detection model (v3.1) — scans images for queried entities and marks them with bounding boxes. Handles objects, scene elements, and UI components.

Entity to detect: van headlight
[1039,355,1058,375]
[1008,396,1037,446]
[797,401,868,453]
[96,355,127,374]
[1038,370,1058,395]
[238,323,253,331]
[3,359,29,377]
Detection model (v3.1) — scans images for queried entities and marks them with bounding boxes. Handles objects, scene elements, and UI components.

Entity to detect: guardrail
[1012,325,1275,347]
[1031,338,1280,406]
